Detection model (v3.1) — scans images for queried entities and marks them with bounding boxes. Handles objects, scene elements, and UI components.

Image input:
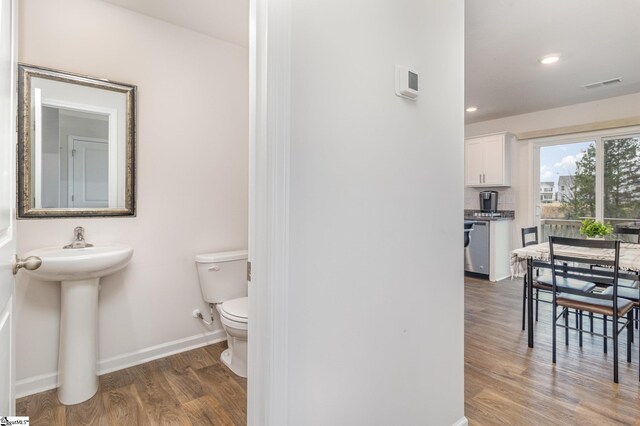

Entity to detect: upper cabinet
[464,132,514,187]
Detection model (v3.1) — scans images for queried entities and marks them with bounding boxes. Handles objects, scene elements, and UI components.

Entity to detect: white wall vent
[582,77,623,89]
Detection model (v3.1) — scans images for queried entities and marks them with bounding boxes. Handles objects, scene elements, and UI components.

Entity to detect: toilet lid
[221,297,248,322]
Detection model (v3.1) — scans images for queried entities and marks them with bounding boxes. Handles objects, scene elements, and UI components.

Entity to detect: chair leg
[579,310,583,347]
[564,308,569,346]
[604,315,608,354]
[535,289,540,322]
[553,305,557,364]
[613,315,619,384]
[522,276,527,331]
[628,311,633,363]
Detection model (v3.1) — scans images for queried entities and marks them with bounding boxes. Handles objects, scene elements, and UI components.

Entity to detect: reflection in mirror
[18,64,136,218]
[38,106,109,208]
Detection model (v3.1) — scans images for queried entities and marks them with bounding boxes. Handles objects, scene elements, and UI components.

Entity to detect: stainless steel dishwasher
[464,220,489,275]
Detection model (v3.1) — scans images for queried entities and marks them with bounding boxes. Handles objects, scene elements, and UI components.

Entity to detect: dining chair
[520,227,596,332]
[549,236,635,383]
[521,226,539,330]
[615,225,640,244]
[591,226,639,336]
[601,272,640,356]
[614,226,640,332]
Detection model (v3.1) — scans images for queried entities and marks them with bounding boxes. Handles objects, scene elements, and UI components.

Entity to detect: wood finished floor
[16,342,246,426]
[465,277,640,426]
[17,280,640,425]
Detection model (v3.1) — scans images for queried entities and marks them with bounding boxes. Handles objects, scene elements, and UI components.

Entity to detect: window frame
[530,125,640,225]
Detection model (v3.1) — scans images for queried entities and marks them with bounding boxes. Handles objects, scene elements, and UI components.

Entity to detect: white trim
[248,0,291,425]
[595,135,604,220]
[527,125,640,145]
[16,329,227,398]
[99,329,226,375]
[530,142,541,228]
[452,416,469,426]
[41,97,116,118]
[33,88,42,209]
[7,0,17,414]
[14,372,57,400]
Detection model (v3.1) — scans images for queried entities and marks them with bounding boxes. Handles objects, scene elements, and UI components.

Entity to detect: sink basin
[23,243,133,281]
[21,243,133,405]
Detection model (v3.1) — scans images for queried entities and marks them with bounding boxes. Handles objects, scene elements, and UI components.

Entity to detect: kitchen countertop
[464,209,515,222]
[464,216,514,222]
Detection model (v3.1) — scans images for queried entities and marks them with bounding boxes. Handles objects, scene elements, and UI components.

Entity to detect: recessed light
[540,54,560,65]
[466,106,478,112]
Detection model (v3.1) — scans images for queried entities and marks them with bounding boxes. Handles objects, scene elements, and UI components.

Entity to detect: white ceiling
[100,1,639,123]
[465,0,640,124]
[100,0,249,47]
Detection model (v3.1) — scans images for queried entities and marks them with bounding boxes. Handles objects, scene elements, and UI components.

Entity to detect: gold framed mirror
[17,64,136,218]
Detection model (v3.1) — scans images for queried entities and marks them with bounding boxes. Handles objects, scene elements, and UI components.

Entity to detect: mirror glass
[18,64,136,217]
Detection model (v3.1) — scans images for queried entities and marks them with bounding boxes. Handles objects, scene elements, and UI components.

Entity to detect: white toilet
[195,250,248,378]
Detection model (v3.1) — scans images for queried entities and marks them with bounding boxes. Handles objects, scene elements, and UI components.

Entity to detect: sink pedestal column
[58,278,100,405]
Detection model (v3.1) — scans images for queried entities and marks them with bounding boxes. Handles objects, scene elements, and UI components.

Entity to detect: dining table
[511,241,640,348]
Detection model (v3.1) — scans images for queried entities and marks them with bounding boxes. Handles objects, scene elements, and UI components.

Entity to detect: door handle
[12,255,42,275]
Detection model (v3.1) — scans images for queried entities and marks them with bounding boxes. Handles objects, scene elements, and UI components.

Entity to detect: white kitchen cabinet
[465,132,513,187]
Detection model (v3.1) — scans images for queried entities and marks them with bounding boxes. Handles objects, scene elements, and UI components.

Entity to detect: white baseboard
[15,372,58,400]
[453,416,469,426]
[98,329,227,375]
[16,329,227,399]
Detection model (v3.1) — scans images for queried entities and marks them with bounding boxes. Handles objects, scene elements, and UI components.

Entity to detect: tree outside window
[603,137,640,220]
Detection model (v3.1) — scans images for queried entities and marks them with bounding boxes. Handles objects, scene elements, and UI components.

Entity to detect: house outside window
[540,181,555,203]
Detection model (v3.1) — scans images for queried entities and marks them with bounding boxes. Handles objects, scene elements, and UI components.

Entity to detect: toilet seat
[220,297,248,323]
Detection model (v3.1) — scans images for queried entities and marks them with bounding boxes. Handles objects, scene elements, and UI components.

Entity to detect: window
[539,141,595,223]
[536,130,640,241]
[603,136,640,221]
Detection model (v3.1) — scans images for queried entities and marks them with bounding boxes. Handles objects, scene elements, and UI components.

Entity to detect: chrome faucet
[63,226,94,249]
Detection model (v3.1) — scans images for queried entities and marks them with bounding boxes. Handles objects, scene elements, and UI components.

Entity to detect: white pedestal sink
[23,243,133,405]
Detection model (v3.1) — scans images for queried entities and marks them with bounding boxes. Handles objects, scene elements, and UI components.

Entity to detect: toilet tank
[195,250,248,304]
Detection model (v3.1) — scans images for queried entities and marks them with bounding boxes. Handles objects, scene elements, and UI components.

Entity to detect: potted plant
[579,219,613,239]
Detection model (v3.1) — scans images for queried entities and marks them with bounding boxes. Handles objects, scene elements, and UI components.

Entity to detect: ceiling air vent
[582,77,623,89]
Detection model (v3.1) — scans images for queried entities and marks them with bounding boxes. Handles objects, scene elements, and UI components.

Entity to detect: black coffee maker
[479,191,498,212]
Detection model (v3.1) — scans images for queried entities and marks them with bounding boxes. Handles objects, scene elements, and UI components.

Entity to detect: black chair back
[521,226,539,247]
[548,236,621,302]
[614,226,640,244]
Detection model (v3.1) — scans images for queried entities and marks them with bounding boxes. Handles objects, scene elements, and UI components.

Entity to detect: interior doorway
[68,136,109,208]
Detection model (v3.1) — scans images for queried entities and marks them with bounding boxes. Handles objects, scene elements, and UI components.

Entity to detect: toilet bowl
[217,297,248,377]
[195,250,248,378]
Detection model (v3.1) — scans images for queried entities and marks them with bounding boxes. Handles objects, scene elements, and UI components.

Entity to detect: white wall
[286,1,465,424]
[465,92,640,248]
[16,0,248,391]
